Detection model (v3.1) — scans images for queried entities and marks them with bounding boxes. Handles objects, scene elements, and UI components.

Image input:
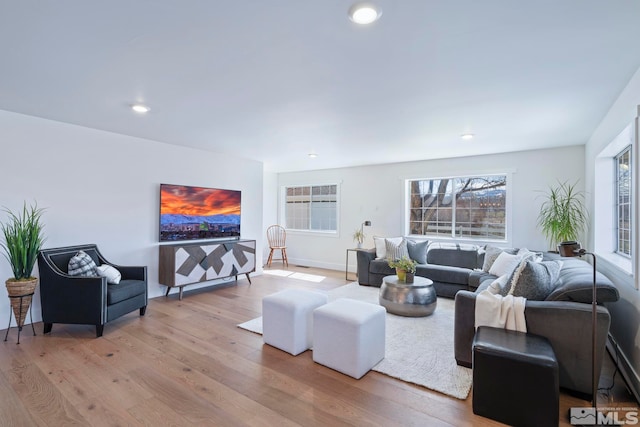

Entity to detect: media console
[159,239,256,300]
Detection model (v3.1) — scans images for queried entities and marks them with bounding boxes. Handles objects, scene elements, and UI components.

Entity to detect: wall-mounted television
[159,184,241,242]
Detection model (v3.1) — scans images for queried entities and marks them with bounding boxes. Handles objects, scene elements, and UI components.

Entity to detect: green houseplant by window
[0,202,46,330]
[537,181,587,256]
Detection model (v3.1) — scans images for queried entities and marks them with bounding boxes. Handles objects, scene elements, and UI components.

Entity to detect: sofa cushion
[517,248,543,262]
[506,260,562,300]
[482,246,518,272]
[374,236,402,259]
[417,264,471,286]
[469,270,496,290]
[385,238,409,261]
[68,250,99,277]
[406,239,429,264]
[426,242,479,269]
[369,259,395,276]
[97,264,122,285]
[482,245,502,272]
[107,279,146,305]
[487,274,510,294]
[546,258,619,303]
[489,252,521,277]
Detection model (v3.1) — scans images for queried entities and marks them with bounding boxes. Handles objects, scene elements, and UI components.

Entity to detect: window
[408,175,507,239]
[594,118,637,279]
[616,146,632,256]
[284,184,337,232]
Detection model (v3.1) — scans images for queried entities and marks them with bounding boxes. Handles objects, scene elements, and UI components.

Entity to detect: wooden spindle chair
[266,225,288,267]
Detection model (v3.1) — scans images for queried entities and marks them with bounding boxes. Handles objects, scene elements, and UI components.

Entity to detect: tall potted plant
[0,202,46,329]
[537,181,587,256]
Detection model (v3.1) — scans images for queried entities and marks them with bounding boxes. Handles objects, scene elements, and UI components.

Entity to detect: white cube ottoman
[262,288,329,356]
[312,298,386,379]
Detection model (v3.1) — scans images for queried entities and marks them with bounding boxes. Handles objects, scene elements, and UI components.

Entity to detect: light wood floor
[0,264,636,426]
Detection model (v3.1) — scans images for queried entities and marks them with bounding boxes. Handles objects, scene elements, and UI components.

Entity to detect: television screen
[160,184,241,242]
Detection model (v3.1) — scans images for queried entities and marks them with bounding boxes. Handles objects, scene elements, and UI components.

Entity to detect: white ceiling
[1,1,640,172]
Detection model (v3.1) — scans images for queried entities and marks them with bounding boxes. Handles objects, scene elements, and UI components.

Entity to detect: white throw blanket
[474,290,527,332]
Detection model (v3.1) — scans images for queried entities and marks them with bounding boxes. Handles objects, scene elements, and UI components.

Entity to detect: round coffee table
[379,275,437,317]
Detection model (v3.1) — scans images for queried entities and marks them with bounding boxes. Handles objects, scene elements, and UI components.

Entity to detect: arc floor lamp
[570,247,598,410]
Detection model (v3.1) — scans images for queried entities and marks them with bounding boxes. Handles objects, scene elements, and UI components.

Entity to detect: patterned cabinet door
[229,240,256,275]
[170,240,256,286]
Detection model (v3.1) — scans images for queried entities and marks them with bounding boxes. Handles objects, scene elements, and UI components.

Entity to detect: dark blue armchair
[37,244,147,337]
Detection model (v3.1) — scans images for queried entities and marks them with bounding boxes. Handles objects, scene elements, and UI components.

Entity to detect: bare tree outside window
[409,175,507,239]
[616,146,632,256]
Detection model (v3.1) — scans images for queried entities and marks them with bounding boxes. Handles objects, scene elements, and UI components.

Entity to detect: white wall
[275,145,585,272]
[262,171,278,266]
[0,110,264,328]
[585,65,640,402]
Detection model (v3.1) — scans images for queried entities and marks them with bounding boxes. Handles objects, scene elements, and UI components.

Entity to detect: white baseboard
[261,257,345,273]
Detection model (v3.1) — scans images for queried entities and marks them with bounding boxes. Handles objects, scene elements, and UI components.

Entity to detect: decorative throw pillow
[482,246,518,272]
[374,236,401,259]
[487,274,509,295]
[406,239,429,264]
[68,250,99,277]
[488,251,521,277]
[507,260,563,300]
[517,248,543,263]
[386,238,409,261]
[97,264,122,285]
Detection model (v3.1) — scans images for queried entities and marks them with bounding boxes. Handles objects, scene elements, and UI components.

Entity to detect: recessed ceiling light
[131,104,150,113]
[461,133,475,140]
[348,2,382,25]
[308,153,318,158]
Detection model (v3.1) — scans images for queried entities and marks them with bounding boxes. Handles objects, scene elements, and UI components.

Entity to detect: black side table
[4,292,36,344]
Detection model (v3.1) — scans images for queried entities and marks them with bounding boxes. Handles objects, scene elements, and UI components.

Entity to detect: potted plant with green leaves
[537,180,588,256]
[0,202,46,330]
[352,229,366,248]
[388,256,417,283]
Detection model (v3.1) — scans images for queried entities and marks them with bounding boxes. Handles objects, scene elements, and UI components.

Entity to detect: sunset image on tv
[160,184,241,241]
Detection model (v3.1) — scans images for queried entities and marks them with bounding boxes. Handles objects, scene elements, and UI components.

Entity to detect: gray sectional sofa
[457,252,619,398]
[356,242,483,298]
[356,240,620,397]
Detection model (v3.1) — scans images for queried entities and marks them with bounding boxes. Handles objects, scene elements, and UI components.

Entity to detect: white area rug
[238,283,472,399]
